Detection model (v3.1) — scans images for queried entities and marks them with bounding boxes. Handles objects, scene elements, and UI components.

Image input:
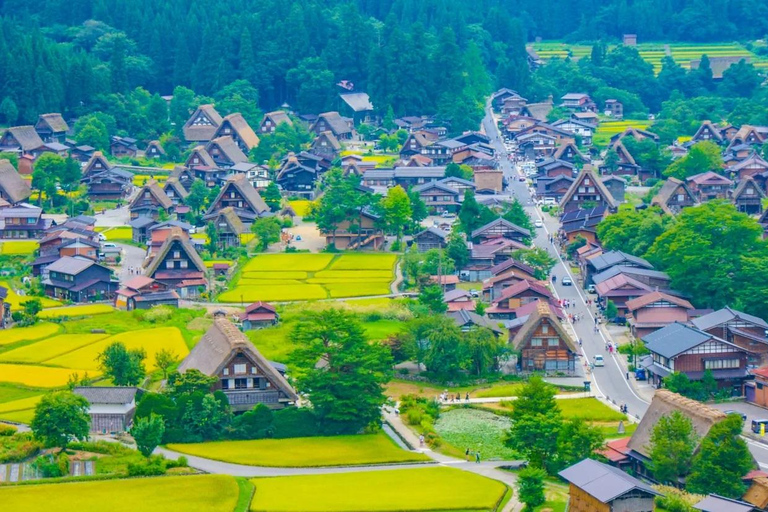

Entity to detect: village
[3,6,768,510]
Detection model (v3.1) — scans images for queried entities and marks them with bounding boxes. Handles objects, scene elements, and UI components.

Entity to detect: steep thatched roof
[37,113,69,134]
[178,317,298,401]
[511,300,578,352]
[651,178,697,214]
[145,227,206,277]
[163,177,189,199]
[212,206,247,234]
[559,165,618,210]
[207,136,248,164]
[207,174,268,216]
[0,159,31,204]
[183,104,223,142]
[128,180,174,211]
[627,389,726,459]
[215,113,260,151]
[3,126,44,151]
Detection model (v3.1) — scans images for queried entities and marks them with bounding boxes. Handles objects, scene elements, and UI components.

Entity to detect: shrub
[127,455,166,476]
[165,455,188,469]
[230,404,274,439]
[142,305,175,323]
[272,408,319,438]
[32,453,66,478]
[0,432,41,463]
[0,423,17,436]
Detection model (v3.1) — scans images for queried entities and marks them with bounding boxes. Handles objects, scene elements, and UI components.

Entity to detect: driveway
[114,243,146,283]
[94,205,131,227]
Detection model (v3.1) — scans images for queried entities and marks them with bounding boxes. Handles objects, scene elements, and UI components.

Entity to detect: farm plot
[0,363,91,388]
[593,119,654,146]
[168,433,429,467]
[0,474,239,512]
[0,334,110,364]
[0,322,60,346]
[0,240,38,255]
[220,253,397,303]
[38,304,116,319]
[99,226,132,240]
[46,327,189,371]
[249,467,508,512]
[288,200,313,217]
[435,408,518,460]
[0,282,62,309]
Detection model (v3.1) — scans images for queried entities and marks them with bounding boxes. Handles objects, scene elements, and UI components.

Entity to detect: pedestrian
[475,451,481,463]
[578,338,583,346]
[465,447,471,461]
[465,392,470,402]
[626,372,629,380]
[456,392,461,402]
[419,434,424,447]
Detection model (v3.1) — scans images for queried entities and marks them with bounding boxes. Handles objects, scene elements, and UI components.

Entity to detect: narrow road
[482,104,768,468]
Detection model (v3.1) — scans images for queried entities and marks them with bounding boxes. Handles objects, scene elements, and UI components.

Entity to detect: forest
[0,0,766,128]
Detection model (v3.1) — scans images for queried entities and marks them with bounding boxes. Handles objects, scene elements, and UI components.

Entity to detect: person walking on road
[419,434,425,447]
[475,452,481,463]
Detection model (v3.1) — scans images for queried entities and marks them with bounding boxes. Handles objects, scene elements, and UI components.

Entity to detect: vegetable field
[219,253,397,303]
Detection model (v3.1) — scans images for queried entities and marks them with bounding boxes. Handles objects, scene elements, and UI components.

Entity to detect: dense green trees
[97,341,147,386]
[31,391,91,452]
[649,411,698,484]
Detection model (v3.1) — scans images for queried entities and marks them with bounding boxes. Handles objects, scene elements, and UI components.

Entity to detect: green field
[0,333,109,363]
[531,41,764,74]
[435,408,518,460]
[0,322,60,346]
[99,226,133,240]
[38,304,116,319]
[249,467,508,512]
[168,433,430,467]
[0,240,38,255]
[0,474,239,512]
[556,398,627,421]
[220,253,397,303]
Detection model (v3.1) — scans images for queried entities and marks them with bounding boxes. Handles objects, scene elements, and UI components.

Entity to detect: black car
[610,316,627,326]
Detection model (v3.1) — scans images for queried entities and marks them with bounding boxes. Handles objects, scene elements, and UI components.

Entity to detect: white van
[593,355,605,367]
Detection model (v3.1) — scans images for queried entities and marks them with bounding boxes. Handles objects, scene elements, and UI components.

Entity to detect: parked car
[441,211,456,218]
[518,176,526,182]
[469,289,479,298]
[97,233,107,241]
[295,235,302,241]
[587,284,596,293]
[534,220,543,228]
[562,276,573,286]
[725,410,747,422]
[593,355,605,367]
[543,197,557,206]
[752,419,768,433]
[101,242,117,248]
[610,316,627,326]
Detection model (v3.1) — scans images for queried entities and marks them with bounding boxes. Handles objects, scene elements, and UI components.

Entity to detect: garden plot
[249,467,507,512]
[435,408,518,460]
[168,433,429,467]
[0,323,60,346]
[46,327,188,371]
[220,253,397,303]
[0,334,110,363]
[0,474,239,512]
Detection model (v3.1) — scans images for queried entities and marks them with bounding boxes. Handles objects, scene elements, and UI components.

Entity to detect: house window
[547,339,559,347]
[221,379,229,389]
[234,378,248,389]
[223,368,229,376]
[173,251,181,258]
[180,260,188,269]
[542,325,549,334]
[531,338,543,346]
[234,364,247,374]
[677,194,685,202]
[165,261,174,269]
[704,358,740,370]
[251,367,258,374]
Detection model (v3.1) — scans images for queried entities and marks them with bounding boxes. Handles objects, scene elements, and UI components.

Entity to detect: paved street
[481,105,768,467]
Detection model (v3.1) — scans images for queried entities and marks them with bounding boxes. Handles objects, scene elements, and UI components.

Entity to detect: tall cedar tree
[688,415,754,497]
[648,410,698,484]
[31,391,90,452]
[290,309,393,434]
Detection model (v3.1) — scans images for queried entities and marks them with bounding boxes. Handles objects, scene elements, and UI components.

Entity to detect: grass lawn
[47,327,189,371]
[473,383,528,398]
[0,240,38,255]
[288,200,313,217]
[0,333,109,363]
[249,467,507,512]
[168,433,430,467]
[435,408,518,460]
[0,474,239,512]
[38,304,116,318]
[0,363,91,388]
[0,322,60,346]
[0,384,43,404]
[556,398,626,422]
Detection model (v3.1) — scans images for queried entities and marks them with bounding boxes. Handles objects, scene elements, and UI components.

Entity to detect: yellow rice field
[0,334,110,364]
[38,304,116,318]
[0,364,91,388]
[0,323,60,346]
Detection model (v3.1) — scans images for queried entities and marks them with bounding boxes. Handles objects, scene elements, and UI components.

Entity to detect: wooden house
[162,178,189,206]
[213,113,260,153]
[474,169,504,194]
[183,104,223,143]
[727,152,768,181]
[559,206,608,244]
[468,238,528,272]
[276,153,321,198]
[536,175,574,202]
[412,227,448,252]
[623,390,728,479]
[206,207,247,247]
[560,165,618,213]
[512,300,578,374]
[43,256,117,302]
[626,291,695,339]
[743,477,768,511]
[400,132,433,158]
[239,302,279,330]
[747,367,768,409]
[0,126,45,155]
[651,178,698,215]
[482,270,536,302]
[0,160,31,205]
[584,250,656,281]
[602,176,626,204]
[448,309,503,336]
[115,275,177,311]
[0,205,51,239]
[693,307,768,368]
[81,166,132,201]
[82,151,111,179]
[70,145,95,163]
[177,317,298,410]
[691,120,724,145]
[35,113,69,143]
[169,166,197,191]
[641,323,750,391]
[73,387,137,433]
[128,181,173,220]
[311,131,341,158]
[413,181,460,213]
[339,92,374,125]
[442,289,475,312]
[559,458,660,512]
[519,100,554,122]
[728,125,765,150]
[686,171,732,201]
[144,228,207,298]
[323,207,384,250]
[185,145,217,170]
[110,136,138,158]
[258,111,292,134]
[536,158,575,179]
[733,176,765,215]
[144,140,165,159]
[560,93,595,112]
[604,99,624,119]
[310,112,352,140]
[205,174,269,224]
[471,217,531,244]
[603,141,641,177]
[205,136,248,168]
[694,495,758,512]
[552,141,588,164]
[551,119,594,146]
[486,279,554,319]
[490,88,523,111]
[609,127,660,145]
[595,274,655,315]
